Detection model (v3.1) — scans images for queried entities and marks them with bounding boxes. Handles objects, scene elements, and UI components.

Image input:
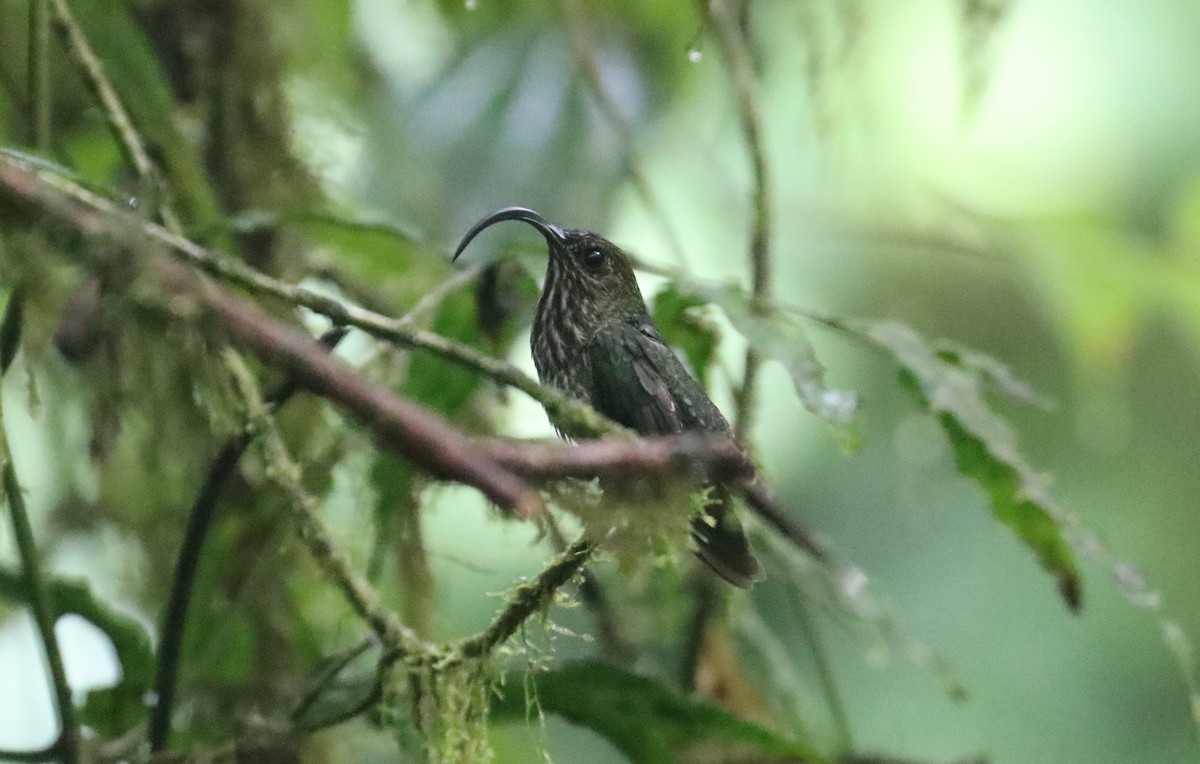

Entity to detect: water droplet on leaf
[688,48,702,63]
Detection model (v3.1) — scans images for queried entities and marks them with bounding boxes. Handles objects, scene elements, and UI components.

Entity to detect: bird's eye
[583,248,606,271]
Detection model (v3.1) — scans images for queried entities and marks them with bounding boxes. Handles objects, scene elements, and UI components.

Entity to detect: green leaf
[402,289,491,424]
[0,565,156,736]
[473,260,540,350]
[672,278,859,439]
[934,339,1054,409]
[226,208,426,285]
[0,566,155,684]
[491,660,822,763]
[652,283,719,389]
[69,0,225,233]
[866,320,1082,611]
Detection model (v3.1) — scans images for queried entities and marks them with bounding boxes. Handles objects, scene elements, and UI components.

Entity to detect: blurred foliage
[0,1,1198,764]
[490,660,822,763]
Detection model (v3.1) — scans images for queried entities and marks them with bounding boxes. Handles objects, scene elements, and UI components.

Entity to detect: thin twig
[0,152,626,441]
[452,537,596,662]
[47,0,181,232]
[792,596,853,750]
[28,0,51,149]
[289,636,375,725]
[2,461,79,763]
[703,0,774,442]
[739,479,826,560]
[403,263,486,326]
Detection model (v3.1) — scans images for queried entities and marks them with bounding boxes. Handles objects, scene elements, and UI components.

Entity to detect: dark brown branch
[474,433,754,483]
[0,155,547,518]
[740,479,827,560]
[195,278,544,517]
[0,151,625,439]
[148,442,246,753]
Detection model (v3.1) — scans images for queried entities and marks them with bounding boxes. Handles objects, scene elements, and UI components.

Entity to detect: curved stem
[557,0,691,268]
[3,462,78,763]
[792,597,853,751]
[149,330,345,752]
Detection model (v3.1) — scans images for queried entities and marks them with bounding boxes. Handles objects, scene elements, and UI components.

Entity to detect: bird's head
[452,207,647,320]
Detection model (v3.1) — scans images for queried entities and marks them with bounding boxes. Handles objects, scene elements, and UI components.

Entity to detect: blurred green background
[2,0,1199,762]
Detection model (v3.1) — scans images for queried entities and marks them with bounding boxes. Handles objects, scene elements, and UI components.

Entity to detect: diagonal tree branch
[451,536,596,663]
[189,267,547,518]
[0,150,626,440]
[0,152,546,517]
[226,351,427,657]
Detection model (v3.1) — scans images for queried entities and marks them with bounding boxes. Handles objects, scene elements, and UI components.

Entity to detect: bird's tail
[690,486,760,588]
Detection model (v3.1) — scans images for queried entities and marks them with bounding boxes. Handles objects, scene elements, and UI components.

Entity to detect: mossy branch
[0,150,625,440]
[451,537,597,663]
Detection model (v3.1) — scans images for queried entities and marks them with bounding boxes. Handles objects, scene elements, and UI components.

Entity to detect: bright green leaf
[866,320,1082,610]
[491,660,822,763]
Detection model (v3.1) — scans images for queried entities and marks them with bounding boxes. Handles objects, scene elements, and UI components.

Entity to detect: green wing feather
[587,320,760,587]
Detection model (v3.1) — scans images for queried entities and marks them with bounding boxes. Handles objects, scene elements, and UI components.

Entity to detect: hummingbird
[453,207,760,587]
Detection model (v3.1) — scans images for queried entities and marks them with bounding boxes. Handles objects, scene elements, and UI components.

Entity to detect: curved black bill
[451,207,566,262]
